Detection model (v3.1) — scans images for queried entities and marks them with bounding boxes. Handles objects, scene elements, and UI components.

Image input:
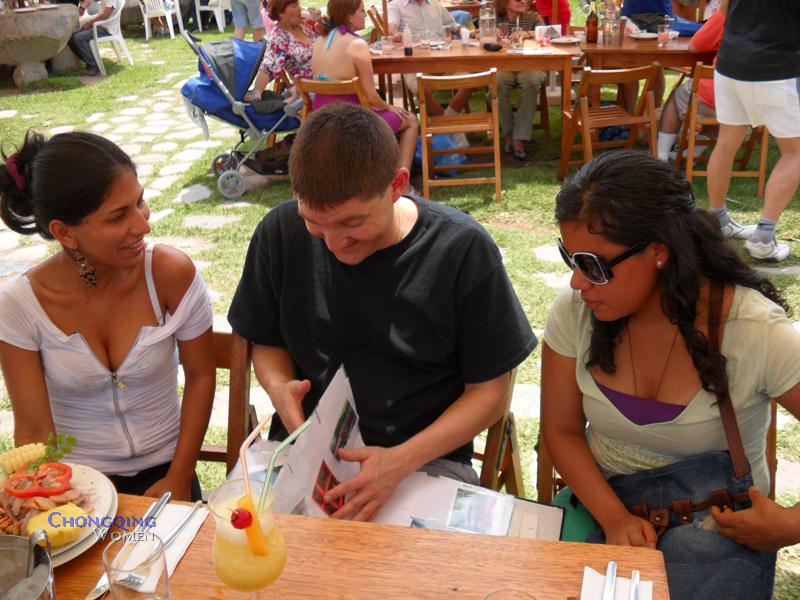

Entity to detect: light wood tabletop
[55,493,671,599]
[580,36,715,70]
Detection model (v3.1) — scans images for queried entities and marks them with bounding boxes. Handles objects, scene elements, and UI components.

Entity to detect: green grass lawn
[2,3,800,596]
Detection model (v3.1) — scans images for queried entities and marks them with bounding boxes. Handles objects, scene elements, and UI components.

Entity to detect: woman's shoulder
[150,245,199,311]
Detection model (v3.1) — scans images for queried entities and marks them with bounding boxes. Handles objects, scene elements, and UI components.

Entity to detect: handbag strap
[708,281,751,480]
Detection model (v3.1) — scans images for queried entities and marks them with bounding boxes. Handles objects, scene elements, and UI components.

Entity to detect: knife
[601,560,617,600]
[160,500,203,548]
[628,569,640,600]
[84,491,171,600]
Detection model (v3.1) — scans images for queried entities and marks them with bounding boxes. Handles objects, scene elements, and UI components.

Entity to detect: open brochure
[235,365,564,540]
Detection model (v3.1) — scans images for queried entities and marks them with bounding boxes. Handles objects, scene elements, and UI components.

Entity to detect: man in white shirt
[68,0,117,76]
[387,0,472,119]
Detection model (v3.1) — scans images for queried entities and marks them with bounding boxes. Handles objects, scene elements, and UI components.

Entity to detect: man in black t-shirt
[228,104,536,521]
[706,0,800,262]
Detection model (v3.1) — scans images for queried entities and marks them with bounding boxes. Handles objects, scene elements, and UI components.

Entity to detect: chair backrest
[575,63,661,116]
[198,331,253,473]
[367,5,386,37]
[475,368,524,496]
[142,0,169,13]
[95,0,126,36]
[294,77,371,116]
[417,68,496,95]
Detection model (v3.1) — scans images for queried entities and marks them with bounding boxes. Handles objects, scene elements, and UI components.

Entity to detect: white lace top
[0,246,212,476]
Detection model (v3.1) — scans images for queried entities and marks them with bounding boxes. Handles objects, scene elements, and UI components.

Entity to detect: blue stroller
[180,32,303,199]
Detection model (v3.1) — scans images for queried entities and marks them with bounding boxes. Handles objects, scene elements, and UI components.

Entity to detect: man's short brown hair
[289,103,400,210]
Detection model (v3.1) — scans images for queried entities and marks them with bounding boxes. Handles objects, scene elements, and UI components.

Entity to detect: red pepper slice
[4,462,73,499]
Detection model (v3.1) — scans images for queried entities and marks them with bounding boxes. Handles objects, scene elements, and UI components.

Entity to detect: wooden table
[372,41,581,140]
[55,494,671,599]
[441,1,482,17]
[580,36,715,70]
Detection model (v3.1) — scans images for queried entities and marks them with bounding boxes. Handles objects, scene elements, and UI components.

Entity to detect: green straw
[257,417,312,511]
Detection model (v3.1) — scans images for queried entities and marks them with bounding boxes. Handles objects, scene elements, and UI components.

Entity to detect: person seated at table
[386,0,473,130]
[495,0,546,161]
[310,0,419,174]
[656,9,724,161]
[0,131,215,501]
[245,0,320,102]
[541,150,799,599]
[68,0,116,77]
[228,103,536,522]
[533,0,569,34]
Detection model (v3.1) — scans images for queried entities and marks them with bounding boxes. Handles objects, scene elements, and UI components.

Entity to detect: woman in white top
[541,151,800,599]
[0,131,215,501]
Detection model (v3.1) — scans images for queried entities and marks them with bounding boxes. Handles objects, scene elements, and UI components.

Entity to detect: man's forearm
[393,374,509,474]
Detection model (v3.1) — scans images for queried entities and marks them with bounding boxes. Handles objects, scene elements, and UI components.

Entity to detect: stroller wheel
[212,153,236,177]
[218,170,246,199]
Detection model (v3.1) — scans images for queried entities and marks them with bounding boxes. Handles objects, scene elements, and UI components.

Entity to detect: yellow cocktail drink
[208,479,287,592]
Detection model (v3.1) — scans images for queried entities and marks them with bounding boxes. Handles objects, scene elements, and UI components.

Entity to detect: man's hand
[324,446,412,522]
[270,379,311,433]
[712,486,800,552]
[80,20,93,29]
[602,512,658,548]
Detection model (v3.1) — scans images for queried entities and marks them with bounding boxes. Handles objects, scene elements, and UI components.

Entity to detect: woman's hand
[387,105,410,119]
[602,512,658,548]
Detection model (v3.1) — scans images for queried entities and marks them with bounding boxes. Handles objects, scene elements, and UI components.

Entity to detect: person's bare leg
[658,94,680,134]
[233,26,246,39]
[425,89,445,116]
[761,136,800,222]
[253,27,265,41]
[397,114,420,174]
[707,123,748,209]
[446,88,473,113]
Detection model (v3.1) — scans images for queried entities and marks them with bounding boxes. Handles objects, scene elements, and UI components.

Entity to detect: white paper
[273,366,364,516]
[580,566,653,600]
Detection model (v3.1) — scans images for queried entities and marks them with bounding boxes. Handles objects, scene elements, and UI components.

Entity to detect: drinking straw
[239,414,274,499]
[257,417,312,511]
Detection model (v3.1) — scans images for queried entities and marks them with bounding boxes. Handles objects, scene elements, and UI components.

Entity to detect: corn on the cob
[0,443,46,481]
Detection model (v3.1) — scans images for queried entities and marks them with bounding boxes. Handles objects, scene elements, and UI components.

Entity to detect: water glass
[418,28,431,47]
[510,26,523,49]
[657,22,670,47]
[103,534,171,600]
[497,22,509,41]
[381,35,393,54]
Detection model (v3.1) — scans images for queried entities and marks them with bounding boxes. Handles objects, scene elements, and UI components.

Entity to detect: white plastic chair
[139,0,185,40]
[89,0,134,77]
[196,0,230,33]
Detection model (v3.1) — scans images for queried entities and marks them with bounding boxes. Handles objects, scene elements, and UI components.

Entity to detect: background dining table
[55,494,671,599]
[579,35,715,70]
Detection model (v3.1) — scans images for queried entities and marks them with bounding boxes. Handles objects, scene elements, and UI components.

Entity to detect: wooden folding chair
[198,331,256,473]
[557,63,660,181]
[536,399,780,503]
[474,369,524,496]
[294,77,371,119]
[418,69,502,202]
[675,62,769,198]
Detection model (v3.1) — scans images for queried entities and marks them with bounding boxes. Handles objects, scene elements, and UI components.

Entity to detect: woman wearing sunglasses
[540,150,800,599]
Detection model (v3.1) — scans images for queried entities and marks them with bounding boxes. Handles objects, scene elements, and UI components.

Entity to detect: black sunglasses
[557,238,648,285]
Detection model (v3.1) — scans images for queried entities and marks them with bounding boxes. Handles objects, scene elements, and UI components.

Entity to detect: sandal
[503,142,513,155]
[513,147,527,160]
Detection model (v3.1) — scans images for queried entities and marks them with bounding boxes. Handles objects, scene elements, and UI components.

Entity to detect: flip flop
[503,143,513,155]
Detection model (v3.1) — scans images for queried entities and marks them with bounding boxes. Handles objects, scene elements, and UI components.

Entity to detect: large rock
[51,45,80,73]
[0,5,79,87]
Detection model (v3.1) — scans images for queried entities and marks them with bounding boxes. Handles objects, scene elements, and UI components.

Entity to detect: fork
[115,501,203,590]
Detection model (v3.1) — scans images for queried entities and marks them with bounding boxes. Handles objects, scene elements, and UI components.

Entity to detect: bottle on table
[403,24,413,56]
[585,0,598,43]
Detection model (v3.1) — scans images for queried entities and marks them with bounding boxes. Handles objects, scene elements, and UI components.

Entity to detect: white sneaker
[744,238,791,261]
[720,217,757,240]
[452,132,470,148]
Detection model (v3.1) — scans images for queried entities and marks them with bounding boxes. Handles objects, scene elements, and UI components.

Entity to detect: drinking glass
[418,28,431,48]
[510,26,523,49]
[208,479,286,598]
[497,22,509,41]
[381,35,394,54]
[102,534,171,600]
[657,22,670,47]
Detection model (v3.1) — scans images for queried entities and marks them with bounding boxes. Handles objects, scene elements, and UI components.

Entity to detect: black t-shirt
[228,197,537,463]
[716,0,800,81]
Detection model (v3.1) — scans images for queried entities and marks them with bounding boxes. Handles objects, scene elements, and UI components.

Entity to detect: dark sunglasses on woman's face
[557,238,648,285]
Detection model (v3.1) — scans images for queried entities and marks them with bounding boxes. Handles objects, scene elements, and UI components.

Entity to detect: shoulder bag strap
[708,281,751,479]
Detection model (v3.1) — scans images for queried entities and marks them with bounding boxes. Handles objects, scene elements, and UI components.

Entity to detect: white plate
[551,36,579,44]
[630,31,658,39]
[39,4,60,8]
[13,7,36,12]
[50,463,117,566]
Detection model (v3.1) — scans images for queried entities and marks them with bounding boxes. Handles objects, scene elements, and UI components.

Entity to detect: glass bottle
[585,0,598,43]
[479,3,497,44]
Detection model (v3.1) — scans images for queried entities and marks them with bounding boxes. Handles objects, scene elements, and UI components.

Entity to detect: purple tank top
[595,381,686,425]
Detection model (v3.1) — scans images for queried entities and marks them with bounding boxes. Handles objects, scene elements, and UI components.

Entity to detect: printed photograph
[312,460,345,516]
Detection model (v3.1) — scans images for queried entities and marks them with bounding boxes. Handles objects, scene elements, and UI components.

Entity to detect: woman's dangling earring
[657,261,663,268]
[75,252,97,287]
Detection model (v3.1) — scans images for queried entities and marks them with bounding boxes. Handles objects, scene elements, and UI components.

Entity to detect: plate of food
[551,36,580,44]
[630,31,658,39]
[0,439,119,566]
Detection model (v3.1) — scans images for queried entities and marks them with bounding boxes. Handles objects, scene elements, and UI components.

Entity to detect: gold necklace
[627,322,679,401]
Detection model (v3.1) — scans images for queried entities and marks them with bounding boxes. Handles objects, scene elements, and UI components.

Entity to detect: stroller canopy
[181,38,300,133]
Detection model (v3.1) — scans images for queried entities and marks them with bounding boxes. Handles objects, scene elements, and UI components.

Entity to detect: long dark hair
[555,150,788,400]
[0,130,136,240]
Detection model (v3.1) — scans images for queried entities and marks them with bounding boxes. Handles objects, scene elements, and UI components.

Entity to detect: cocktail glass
[208,479,286,598]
